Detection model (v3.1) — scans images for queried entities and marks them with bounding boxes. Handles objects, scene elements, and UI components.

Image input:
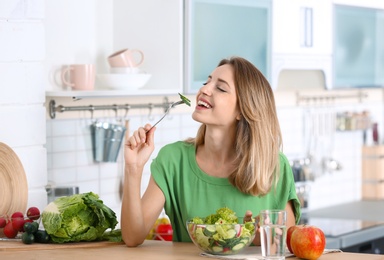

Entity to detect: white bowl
[97,73,151,90]
[109,67,141,74]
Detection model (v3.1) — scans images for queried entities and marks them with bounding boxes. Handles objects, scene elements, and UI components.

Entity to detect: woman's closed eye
[216,86,227,92]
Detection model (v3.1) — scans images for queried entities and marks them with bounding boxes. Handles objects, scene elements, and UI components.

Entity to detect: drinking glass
[259,209,287,260]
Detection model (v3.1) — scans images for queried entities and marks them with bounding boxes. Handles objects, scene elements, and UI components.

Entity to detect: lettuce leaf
[42,192,118,243]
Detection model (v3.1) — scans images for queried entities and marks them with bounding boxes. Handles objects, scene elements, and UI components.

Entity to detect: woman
[121,56,301,247]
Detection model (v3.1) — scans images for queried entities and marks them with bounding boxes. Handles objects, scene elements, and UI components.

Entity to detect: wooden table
[0,240,383,260]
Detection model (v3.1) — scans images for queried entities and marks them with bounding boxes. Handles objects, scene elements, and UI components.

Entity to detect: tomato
[155,224,173,241]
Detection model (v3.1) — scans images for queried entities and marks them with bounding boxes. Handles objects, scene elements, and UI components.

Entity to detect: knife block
[361,145,384,199]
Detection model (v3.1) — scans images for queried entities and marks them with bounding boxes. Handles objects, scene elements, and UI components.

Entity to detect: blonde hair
[187,57,282,196]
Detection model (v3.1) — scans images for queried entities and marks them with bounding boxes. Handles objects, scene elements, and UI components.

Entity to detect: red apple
[290,225,326,260]
[155,223,173,241]
[286,225,304,254]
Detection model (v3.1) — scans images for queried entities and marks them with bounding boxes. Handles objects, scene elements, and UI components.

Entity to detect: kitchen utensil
[301,105,317,180]
[61,64,95,90]
[259,210,287,259]
[0,143,28,216]
[108,48,144,68]
[147,100,185,132]
[91,122,126,162]
[46,186,79,203]
[320,98,342,173]
[119,120,129,201]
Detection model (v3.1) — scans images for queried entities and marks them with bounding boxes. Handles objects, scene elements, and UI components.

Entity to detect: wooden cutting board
[0,240,123,251]
[0,142,28,216]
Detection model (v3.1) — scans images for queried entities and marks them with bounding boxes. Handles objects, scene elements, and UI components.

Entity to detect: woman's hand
[243,210,261,246]
[124,124,156,169]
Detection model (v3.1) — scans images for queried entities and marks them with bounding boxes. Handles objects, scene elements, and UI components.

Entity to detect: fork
[146,100,185,132]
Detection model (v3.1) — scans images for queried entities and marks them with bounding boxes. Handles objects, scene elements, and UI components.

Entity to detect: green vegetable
[22,232,35,244]
[35,230,51,243]
[178,93,191,106]
[41,192,118,243]
[199,207,239,225]
[101,229,123,242]
[23,222,38,234]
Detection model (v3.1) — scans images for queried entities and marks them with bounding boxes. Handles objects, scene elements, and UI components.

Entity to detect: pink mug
[108,49,144,68]
[61,64,95,90]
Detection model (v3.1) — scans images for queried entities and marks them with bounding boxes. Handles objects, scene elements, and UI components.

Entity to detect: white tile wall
[0,0,47,213]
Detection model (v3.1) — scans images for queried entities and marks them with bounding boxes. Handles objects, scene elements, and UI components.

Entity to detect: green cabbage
[42,192,118,243]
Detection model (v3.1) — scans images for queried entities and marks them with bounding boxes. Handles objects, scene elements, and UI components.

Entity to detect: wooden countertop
[0,240,383,260]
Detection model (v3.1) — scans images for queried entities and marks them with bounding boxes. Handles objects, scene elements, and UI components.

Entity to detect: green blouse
[151,141,301,242]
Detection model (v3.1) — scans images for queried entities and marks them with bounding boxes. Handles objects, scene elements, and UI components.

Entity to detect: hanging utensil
[119,119,129,201]
[146,93,191,132]
[321,97,342,173]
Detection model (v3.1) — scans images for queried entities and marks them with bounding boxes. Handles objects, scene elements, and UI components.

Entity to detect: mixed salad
[188,207,256,255]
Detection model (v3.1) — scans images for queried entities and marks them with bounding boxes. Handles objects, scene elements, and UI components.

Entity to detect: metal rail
[296,90,368,105]
[48,97,171,119]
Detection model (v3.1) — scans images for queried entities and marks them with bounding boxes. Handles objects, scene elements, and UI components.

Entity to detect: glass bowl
[186,218,257,255]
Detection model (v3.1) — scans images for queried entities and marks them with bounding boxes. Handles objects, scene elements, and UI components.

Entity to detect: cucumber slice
[225,228,237,239]
[240,238,250,244]
[203,225,217,236]
[232,242,246,251]
[211,245,224,253]
[178,93,191,106]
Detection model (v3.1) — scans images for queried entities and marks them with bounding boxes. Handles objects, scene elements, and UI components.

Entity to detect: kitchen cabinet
[361,146,384,200]
[113,0,183,95]
[333,4,384,88]
[272,0,333,56]
[185,0,271,93]
[45,0,183,97]
[271,0,333,89]
[333,0,384,9]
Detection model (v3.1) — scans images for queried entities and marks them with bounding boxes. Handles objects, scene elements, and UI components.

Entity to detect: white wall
[0,0,48,212]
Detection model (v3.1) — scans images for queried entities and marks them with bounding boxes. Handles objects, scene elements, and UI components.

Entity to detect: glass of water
[259,209,287,260]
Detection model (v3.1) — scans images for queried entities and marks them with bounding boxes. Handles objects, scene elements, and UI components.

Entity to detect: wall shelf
[46,88,178,99]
